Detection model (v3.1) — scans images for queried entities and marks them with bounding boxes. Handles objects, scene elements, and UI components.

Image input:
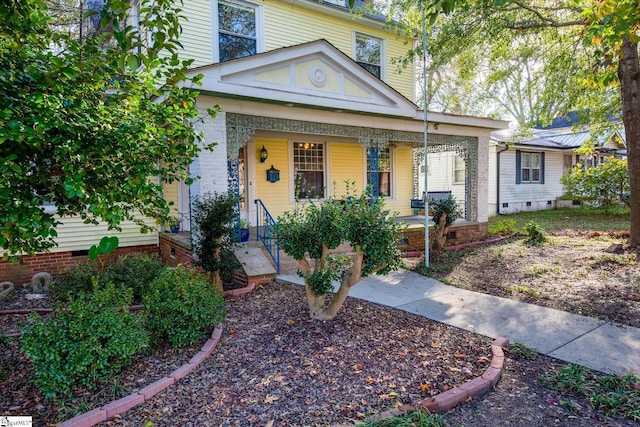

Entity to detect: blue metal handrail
[254,199,280,273]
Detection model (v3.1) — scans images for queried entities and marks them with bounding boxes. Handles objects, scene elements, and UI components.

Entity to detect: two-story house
[1,0,507,283]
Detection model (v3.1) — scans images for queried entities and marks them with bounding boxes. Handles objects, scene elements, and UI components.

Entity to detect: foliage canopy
[0,0,216,258]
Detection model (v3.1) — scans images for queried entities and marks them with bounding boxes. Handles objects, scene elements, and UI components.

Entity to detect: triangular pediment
[187,40,418,118]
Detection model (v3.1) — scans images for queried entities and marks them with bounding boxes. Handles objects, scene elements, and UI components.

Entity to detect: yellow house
[0,0,507,283]
[163,0,507,237]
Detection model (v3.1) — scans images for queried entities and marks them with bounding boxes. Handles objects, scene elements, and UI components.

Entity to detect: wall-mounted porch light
[260,145,268,163]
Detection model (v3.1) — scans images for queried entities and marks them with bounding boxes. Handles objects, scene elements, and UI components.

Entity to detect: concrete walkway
[278,270,640,377]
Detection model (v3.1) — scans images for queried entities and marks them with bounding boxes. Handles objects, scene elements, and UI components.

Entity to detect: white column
[191,110,229,201]
[476,135,490,223]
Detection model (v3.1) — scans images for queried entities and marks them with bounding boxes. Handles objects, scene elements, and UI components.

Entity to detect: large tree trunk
[618,39,640,247]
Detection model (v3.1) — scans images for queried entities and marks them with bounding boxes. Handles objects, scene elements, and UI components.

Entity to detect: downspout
[496,145,509,215]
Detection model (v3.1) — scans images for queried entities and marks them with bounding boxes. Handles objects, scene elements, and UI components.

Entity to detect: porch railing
[254,199,280,274]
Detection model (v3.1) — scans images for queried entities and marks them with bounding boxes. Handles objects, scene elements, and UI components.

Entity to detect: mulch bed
[94,281,492,426]
[0,280,494,426]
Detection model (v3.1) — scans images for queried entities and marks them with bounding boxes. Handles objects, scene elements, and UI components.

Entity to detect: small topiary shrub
[143,266,226,348]
[523,221,548,246]
[431,195,463,228]
[20,284,148,397]
[191,191,242,291]
[101,252,166,303]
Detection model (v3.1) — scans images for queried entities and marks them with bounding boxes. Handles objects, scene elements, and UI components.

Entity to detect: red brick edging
[53,283,507,426]
[54,284,254,427]
[222,282,256,297]
[56,326,224,427]
[368,337,509,423]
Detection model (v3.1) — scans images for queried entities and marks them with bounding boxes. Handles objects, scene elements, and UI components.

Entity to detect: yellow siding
[162,181,180,217]
[329,143,365,196]
[178,0,414,99]
[0,215,158,255]
[264,1,413,99]
[254,138,291,219]
[385,146,413,216]
[180,1,214,67]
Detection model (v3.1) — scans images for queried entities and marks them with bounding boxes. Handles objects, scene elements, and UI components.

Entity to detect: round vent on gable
[308,65,328,88]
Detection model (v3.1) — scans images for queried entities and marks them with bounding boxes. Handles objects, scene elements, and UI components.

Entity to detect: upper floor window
[354,33,383,79]
[516,151,545,184]
[367,147,392,197]
[215,0,263,62]
[294,142,324,199]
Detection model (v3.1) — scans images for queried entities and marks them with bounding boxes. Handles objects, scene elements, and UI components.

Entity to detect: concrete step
[233,246,276,286]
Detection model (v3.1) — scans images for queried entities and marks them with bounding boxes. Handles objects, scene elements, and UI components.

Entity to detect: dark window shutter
[515,150,521,184]
[540,152,545,184]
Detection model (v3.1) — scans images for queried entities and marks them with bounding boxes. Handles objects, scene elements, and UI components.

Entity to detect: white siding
[498,149,566,214]
[423,151,466,214]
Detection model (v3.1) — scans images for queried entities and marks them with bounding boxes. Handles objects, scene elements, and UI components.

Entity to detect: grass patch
[524,264,561,277]
[356,409,447,427]
[508,342,538,359]
[489,208,630,233]
[543,365,640,421]
[413,249,469,277]
[589,253,636,267]
[507,285,539,298]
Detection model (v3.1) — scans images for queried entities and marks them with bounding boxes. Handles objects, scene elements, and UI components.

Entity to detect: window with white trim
[367,148,392,197]
[294,142,324,199]
[453,155,465,184]
[516,150,545,184]
[354,33,383,79]
[215,0,263,63]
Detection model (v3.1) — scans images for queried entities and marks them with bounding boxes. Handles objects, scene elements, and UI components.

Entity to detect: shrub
[50,263,98,302]
[560,159,630,209]
[20,285,148,397]
[431,195,463,228]
[191,191,241,290]
[51,253,166,303]
[488,217,519,236]
[101,252,166,303]
[523,222,548,246]
[143,266,226,348]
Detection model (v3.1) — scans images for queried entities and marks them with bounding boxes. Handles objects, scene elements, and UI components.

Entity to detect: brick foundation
[158,232,193,268]
[401,222,488,252]
[0,245,159,285]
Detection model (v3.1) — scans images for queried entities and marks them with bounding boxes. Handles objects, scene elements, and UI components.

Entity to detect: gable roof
[186,39,419,118]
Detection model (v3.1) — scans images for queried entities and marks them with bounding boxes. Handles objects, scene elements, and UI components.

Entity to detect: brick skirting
[401,221,488,252]
[0,245,159,285]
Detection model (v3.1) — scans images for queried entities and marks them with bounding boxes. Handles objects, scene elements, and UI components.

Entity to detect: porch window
[367,148,391,197]
[294,142,324,199]
[453,155,465,184]
[516,151,544,184]
[215,0,263,63]
[354,33,383,79]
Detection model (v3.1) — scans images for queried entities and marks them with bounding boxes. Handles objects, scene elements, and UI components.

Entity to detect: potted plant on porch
[239,219,250,242]
[167,216,181,233]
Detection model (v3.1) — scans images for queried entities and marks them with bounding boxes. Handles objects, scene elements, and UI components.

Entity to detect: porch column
[191,110,229,201]
[476,136,490,223]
